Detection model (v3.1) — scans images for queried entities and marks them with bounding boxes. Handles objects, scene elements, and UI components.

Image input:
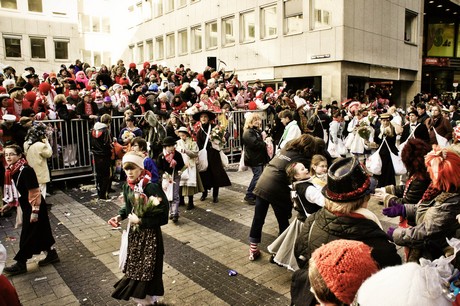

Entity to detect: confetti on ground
[34,277,48,281]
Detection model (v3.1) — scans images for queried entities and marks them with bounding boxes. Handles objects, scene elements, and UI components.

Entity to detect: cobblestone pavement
[0,168,399,306]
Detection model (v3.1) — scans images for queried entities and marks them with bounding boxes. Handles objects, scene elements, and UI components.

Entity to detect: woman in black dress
[1,145,58,275]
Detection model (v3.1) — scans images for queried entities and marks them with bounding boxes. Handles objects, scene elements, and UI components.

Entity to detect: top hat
[322,157,376,202]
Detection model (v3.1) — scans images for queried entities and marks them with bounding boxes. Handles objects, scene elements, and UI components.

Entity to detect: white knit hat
[122,152,145,169]
[357,262,451,306]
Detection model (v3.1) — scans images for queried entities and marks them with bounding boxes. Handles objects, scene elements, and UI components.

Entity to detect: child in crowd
[131,137,159,184]
[267,154,327,271]
[175,126,204,210]
[157,136,184,223]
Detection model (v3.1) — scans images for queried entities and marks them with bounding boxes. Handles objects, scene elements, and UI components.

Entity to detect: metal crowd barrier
[41,110,269,182]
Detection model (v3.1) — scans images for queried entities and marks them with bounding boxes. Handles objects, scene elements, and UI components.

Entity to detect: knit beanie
[24,91,37,103]
[38,82,51,94]
[311,240,378,305]
[122,152,145,169]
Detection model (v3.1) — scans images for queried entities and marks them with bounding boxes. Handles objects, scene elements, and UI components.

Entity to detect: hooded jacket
[90,122,112,156]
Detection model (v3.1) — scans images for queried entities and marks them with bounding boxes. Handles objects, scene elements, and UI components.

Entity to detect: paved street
[0,167,399,306]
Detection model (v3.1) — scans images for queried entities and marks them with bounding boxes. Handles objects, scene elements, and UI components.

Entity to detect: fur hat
[357,263,451,306]
[322,156,376,202]
[122,152,145,169]
[311,240,378,305]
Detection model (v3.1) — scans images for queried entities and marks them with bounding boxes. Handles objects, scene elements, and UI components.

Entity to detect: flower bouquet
[130,192,163,230]
[357,121,372,141]
[210,124,226,150]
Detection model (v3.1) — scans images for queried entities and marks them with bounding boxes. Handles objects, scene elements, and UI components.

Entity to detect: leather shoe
[3,261,27,276]
[200,192,207,201]
[38,249,60,266]
[213,197,219,203]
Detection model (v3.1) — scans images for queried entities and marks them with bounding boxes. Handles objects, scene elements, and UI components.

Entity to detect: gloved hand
[387,198,398,207]
[387,227,395,241]
[382,204,405,217]
[128,213,140,224]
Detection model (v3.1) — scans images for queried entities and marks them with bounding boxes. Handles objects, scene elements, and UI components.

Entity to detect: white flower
[148,196,161,206]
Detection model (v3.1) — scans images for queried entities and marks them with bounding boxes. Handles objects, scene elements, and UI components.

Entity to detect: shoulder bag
[197,125,211,172]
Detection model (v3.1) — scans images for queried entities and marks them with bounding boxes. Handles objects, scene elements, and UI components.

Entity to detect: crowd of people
[1,58,460,305]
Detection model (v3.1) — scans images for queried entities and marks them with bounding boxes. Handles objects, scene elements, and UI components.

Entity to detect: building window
[1,0,17,9]
[92,16,101,32]
[146,39,153,60]
[154,0,163,17]
[240,11,255,43]
[405,10,417,44]
[165,0,174,13]
[82,50,91,64]
[178,0,187,7]
[191,25,202,52]
[102,17,110,33]
[81,14,91,32]
[54,39,69,60]
[206,21,218,49]
[30,37,46,59]
[94,51,101,67]
[261,5,277,39]
[178,29,188,55]
[129,45,135,63]
[166,33,175,58]
[156,36,164,60]
[4,36,21,58]
[222,16,235,46]
[310,0,331,30]
[284,0,303,34]
[28,0,42,12]
[137,43,144,63]
[51,0,67,16]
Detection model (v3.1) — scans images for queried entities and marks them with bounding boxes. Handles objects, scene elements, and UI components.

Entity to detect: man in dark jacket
[400,110,430,144]
[90,114,113,200]
[291,157,402,306]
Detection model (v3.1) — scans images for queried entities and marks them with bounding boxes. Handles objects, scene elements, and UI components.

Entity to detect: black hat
[407,110,419,117]
[162,136,177,147]
[69,83,78,90]
[24,66,35,73]
[322,157,377,202]
[8,86,25,95]
[192,110,216,121]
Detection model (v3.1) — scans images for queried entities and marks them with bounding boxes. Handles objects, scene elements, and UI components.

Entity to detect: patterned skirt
[112,228,165,300]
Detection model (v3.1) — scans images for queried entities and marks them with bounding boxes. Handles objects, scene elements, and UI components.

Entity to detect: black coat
[400,123,430,144]
[242,127,268,167]
[196,123,231,189]
[291,208,402,306]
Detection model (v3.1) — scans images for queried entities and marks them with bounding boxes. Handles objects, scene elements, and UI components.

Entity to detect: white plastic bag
[119,221,130,271]
[327,141,340,158]
[337,138,348,156]
[220,150,229,167]
[433,128,449,148]
[197,149,208,172]
[365,145,382,175]
[162,177,174,201]
[238,149,248,172]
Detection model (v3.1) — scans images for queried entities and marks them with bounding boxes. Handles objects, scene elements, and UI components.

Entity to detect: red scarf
[420,183,442,203]
[3,158,28,207]
[84,102,93,115]
[164,149,177,168]
[127,170,151,191]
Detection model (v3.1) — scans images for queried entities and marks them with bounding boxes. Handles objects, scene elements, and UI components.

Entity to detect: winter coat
[278,120,302,150]
[400,123,430,144]
[157,150,185,178]
[24,140,53,184]
[90,122,112,156]
[242,127,268,167]
[393,192,460,260]
[291,208,401,306]
[429,116,453,145]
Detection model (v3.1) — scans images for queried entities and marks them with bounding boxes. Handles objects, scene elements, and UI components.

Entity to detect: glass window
[54,39,69,60]
[28,0,42,12]
[128,45,134,63]
[310,0,331,30]
[191,25,202,52]
[30,37,46,59]
[82,50,91,64]
[92,16,101,32]
[94,51,101,67]
[156,36,164,60]
[4,36,21,58]
[80,14,91,32]
[51,0,67,15]
[165,0,174,12]
[240,11,255,43]
[404,10,417,44]
[178,29,188,55]
[427,23,455,57]
[178,0,187,7]
[154,0,163,17]
[222,16,235,46]
[146,39,154,60]
[261,5,277,39]
[285,0,303,34]
[206,21,218,49]
[166,33,175,58]
[1,0,17,9]
[102,16,110,33]
[137,43,144,63]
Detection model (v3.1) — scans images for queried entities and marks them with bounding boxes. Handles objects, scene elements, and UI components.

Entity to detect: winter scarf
[3,158,28,207]
[127,170,152,192]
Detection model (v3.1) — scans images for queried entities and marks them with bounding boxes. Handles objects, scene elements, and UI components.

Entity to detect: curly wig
[401,138,431,178]
[425,149,460,192]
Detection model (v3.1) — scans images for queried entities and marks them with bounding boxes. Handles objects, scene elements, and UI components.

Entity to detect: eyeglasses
[4,153,18,157]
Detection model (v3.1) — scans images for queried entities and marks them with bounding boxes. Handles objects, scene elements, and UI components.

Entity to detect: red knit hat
[311,240,378,305]
[24,91,37,103]
[38,82,51,94]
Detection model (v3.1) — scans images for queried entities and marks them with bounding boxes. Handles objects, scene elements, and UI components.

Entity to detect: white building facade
[121,0,424,105]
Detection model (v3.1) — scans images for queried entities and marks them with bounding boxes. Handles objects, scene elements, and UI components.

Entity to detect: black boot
[38,249,60,266]
[200,190,208,201]
[3,261,27,276]
[186,196,195,210]
[212,188,219,203]
[179,195,185,206]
